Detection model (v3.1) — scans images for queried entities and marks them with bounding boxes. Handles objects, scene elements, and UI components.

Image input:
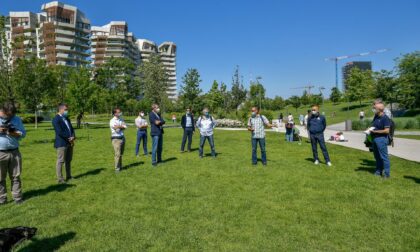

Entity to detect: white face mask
[156,108,160,113]
[140,113,144,117]
[372,108,377,114]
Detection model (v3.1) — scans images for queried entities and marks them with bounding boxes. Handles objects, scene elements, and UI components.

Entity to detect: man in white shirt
[110,108,127,172]
[135,111,148,157]
[196,108,217,158]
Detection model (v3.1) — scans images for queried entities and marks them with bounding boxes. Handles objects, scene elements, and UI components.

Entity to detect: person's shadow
[404,176,420,184]
[354,159,377,174]
[17,231,76,252]
[24,184,75,201]
[122,162,144,170]
[73,168,105,179]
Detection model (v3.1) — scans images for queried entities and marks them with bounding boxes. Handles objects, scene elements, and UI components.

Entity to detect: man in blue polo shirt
[367,101,391,178]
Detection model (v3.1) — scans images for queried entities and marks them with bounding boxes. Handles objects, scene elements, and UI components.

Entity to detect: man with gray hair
[196,108,217,158]
[367,100,392,178]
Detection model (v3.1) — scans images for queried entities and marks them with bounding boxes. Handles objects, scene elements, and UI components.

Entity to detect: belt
[0,148,18,152]
[111,136,125,140]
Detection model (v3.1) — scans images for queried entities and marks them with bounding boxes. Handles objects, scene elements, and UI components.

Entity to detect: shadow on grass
[355,159,376,174]
[122,162,144,170]
[73,168,105,179]
[161,157,177,163]
[404,176,420,184]
[32,137,88,145]
[204,153,222,157]
[24,184,75,201]
[18,231,76,252]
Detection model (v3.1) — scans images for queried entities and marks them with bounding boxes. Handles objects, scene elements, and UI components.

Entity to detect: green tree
[270,96,285,110]
[329,87,342,103]
[67,67,98,115]
[230,66,247,113]
[179,68,202,110]
[13,57,54,128]
[345,67,374,105]
[205,80,224,113]
[396,51,420,108]
[249,78,265,108]
[288,95,301,112]
[138,54,169,108]
[373,70,399,111]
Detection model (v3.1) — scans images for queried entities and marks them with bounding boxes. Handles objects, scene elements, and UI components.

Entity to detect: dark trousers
[181,128,194,151]
[199,135,215,157]
[372,137,390,177]
[310,133,330,162]
[252,137,266,164]
[152,135,163,164]
[135,130,148,156]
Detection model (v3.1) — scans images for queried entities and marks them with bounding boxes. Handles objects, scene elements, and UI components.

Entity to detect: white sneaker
[314,160,319,165]
[327,162,332,167]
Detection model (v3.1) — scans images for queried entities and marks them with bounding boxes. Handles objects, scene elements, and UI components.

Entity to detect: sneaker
[314,160,319,165]
[262,163,267,166]
[15,199,24,205]
[115,169,121,173]
[152,163,158,167]
[327,162,332,167]
[58,179,66,184]
[180,150,185,153]
[252,163,257,166]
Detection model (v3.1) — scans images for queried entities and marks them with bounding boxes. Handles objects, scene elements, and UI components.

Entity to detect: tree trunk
[35,110,38,129]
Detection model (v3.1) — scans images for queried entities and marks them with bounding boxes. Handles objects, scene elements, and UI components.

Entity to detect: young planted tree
[67,67,98,116]
[179,68,202,110]
[288,95,301,112]
[329,87,342,104]
[205,80,224,113]
[138,54,169,108]
[13,57,54,128]
[345,67,374,105]
[230,66,247,113]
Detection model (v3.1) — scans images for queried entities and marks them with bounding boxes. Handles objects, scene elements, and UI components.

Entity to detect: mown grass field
[1,123,419,251]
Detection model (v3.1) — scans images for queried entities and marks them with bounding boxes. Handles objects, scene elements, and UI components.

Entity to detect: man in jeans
[368,101,391,178]
[247,106,272,166]
[110,108,127,172]
[196,108,217,158]
[307,104,332,166]
[135,111,148,157]
[149,104,165,166]
[180,107,195,152]
[52,103,75,183]
[0,102,26,205]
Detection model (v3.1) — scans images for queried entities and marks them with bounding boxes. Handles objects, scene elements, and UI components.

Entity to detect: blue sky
[2,0,419,98]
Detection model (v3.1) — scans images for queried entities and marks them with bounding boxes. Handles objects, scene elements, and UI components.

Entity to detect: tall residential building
[7,12,39,61]
[91,21,140,67]
[342,61,372,91]
[37,1,91,66]
[136,39,177,100]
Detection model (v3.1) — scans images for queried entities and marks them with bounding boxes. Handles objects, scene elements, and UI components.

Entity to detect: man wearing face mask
[149,104,165,166]
[247,107,272,166]
[180,108,195,153]
[110,108,127,172]
[307,105,332,166]
[52,103,75,183]
[135,111,148,157]
[367,100,391,178]
[196,108,217,158]
[0,102,26,205]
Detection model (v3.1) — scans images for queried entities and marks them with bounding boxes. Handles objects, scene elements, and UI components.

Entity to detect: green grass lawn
[1,123,419,251]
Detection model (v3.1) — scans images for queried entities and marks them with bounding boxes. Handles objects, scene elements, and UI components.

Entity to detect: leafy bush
[404,119,417,129]
[21,115,44,124]
[351,120,371,130]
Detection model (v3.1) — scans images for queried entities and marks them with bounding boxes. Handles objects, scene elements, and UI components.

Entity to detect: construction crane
[291,85,315,95]
[325,48,390,89]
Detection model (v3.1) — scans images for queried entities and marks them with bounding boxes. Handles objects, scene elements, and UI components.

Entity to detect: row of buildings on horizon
[2,1,177,100]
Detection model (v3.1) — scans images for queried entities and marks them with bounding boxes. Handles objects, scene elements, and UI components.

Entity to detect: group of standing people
[0,98,393,205]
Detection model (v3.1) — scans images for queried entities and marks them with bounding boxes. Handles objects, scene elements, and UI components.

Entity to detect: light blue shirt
[0,115,26,150]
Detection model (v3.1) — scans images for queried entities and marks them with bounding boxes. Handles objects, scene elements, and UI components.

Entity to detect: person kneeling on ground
[307,105,332,166]
[248,106,272,166]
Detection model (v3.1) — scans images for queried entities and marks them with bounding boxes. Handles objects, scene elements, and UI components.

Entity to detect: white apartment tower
[91,21,140,67]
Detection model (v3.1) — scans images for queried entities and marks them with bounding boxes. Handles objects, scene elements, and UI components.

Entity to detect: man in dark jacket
[307,105,331,166]
[180,108,194,152]
[52,103,75,183]
[149,104,165,166]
